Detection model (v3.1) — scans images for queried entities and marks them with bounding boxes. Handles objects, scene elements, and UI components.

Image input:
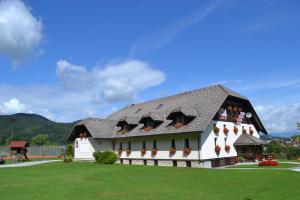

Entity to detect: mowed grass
[0,162,299,200]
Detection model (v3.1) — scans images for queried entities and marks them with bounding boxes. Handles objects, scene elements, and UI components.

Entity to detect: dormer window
[118,121,129,134]
[167,109,195,129]
[139,114,163,132]
[116,120,137,134]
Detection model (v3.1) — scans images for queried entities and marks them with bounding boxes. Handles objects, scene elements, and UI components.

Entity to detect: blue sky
[0,0,300,136]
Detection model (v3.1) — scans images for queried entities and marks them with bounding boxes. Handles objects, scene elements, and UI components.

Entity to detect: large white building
[67,85,266,168]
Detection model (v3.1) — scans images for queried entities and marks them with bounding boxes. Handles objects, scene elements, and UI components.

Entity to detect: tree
[31,134,49,145]
[66,144,74,157]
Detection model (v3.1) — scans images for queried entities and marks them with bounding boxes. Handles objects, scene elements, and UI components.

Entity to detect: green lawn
[0,162,299,200]
[229,163,300,168]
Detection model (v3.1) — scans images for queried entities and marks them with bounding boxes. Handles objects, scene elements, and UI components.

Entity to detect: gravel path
[290,167,300,172]
[0,160,60,168]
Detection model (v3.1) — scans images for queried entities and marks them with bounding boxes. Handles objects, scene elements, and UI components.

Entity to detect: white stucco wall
[73,121,261,161]
[200,120,260,160]
[74,137,113,160]
[115,133,200,160]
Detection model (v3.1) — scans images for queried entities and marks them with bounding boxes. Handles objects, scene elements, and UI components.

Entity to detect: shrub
[66,144,74,157]
[237,155,245,163]
[64,156,73,163]
[259,160,279,166]
[93,151,118,164]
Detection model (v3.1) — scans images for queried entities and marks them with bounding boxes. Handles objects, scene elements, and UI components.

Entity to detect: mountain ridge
[0,113,74,145]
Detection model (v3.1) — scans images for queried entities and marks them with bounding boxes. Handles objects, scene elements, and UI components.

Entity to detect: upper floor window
[116,120,137,134]
[184,138,190,148]
[128,141,131,150]
[171,139,176,148]
[167,111,195,129]
[139,115,163,132]
[142,141,146,149]
[153,140,157,149]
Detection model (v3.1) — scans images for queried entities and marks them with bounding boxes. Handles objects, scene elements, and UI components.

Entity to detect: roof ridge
[124,84,222,108]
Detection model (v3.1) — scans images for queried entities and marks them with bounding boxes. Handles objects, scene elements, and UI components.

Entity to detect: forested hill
[0,113,74,145]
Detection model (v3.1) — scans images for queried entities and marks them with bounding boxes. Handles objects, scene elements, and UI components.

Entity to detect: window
[75,141,78,148]
[145,120,154,128]
[184,138,190,148]
[119,142,123,150]
[153,140,157,149]
[156,104,164,109]
[128,141,131,150]
[224,138,227,145]
[214,138,217,146]
[142,141,146,149]
[175,115,185,124]
[171,139,176,148]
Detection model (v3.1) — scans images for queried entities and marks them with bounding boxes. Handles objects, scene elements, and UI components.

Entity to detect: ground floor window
[129,160,132,165]
[154,160,158,166]
[143,160,147,165]
[173,160,177,167]
[186,161,191,167]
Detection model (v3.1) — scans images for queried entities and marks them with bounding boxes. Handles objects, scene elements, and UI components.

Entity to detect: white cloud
[0,0,42,67]
[0,98,30,114]
[56,59,166,103]
[256,104,300,134]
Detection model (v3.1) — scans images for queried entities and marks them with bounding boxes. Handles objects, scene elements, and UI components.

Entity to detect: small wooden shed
[9,141,30,154]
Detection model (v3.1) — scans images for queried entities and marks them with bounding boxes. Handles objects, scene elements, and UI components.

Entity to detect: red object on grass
[258,160,279,166]
[9,141,30,148]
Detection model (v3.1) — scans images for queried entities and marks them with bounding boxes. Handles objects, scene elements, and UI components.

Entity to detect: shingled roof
[234,133,265,146]
[67,85,267,140]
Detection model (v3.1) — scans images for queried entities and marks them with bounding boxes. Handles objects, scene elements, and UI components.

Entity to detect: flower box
[215,145,221,155]
[233,126,238,134]
[141,148,146,156]
[213,126,220,134]
[232,116,238,123]
[175,122,184,129]
[249,128,254,135]
[183,147,192,156]
[242,128,247,134]
[126,148,131,156]
[225,145,230,152]
[223,126,229,136]
[118,149,122,156]
[233,107,238,112]
[151,148,158,156]
[227,106,232,112]
[143,127,153,132]
[169,147,176,155]
[258,160,279,166]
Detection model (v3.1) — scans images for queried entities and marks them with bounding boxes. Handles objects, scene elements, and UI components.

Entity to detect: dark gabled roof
[67,118,117,140]
[234,134,265,146]
[67,85,267,141]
